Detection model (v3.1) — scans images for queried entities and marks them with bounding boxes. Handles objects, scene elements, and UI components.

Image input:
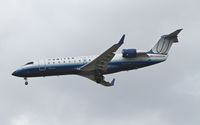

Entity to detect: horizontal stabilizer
[166,29,183,38]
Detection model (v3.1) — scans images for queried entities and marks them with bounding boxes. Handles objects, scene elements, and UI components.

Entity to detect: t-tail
[149,29,182,55]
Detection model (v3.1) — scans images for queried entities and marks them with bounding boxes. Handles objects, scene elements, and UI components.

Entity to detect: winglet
[111,78,115,86]
[118,34,125,44]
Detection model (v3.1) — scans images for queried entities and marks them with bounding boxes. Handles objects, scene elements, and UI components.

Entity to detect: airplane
[12,29,182,86]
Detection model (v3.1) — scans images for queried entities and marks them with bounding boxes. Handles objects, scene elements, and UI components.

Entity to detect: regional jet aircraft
[12,29,182,86]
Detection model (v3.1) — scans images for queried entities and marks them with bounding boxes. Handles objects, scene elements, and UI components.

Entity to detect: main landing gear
[95,70,104,83]
[24,77,28,85]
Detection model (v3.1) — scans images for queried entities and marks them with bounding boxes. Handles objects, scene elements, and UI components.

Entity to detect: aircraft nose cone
[12,70,21,77]
[12,69,26,77]
[12,71,17,76]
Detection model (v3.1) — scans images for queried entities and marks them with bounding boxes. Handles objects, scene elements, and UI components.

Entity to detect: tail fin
[149,29,182,55]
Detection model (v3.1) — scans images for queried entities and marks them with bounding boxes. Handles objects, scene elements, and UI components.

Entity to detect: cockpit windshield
[24,62,34,65]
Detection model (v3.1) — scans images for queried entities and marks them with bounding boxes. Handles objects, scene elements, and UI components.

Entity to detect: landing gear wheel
[25,81,28,85]
[24,77,28,85]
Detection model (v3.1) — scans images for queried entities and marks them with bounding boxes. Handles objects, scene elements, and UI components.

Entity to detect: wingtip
[118,34,125,44]
[176,28,183,33]
[111,78,115,86]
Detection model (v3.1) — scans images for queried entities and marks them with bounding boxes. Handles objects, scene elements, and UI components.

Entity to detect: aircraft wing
[81,74,115,87]
[79,35,125,71]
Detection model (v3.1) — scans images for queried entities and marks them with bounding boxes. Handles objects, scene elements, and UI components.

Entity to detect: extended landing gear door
[39,60,46,71]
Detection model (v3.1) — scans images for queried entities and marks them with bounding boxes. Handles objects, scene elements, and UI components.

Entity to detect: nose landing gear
[24,78,28,85]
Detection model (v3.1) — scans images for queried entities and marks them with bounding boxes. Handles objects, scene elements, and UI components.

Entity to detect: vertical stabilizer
[150,29,182,55]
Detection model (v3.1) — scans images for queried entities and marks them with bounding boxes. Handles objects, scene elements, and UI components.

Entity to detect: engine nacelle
[122,49,137,58]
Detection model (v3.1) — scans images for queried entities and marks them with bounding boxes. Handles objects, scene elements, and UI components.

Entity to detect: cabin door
[39,60,46,71]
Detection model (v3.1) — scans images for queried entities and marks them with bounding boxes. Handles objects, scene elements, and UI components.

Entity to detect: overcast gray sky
[0,0,200,125]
